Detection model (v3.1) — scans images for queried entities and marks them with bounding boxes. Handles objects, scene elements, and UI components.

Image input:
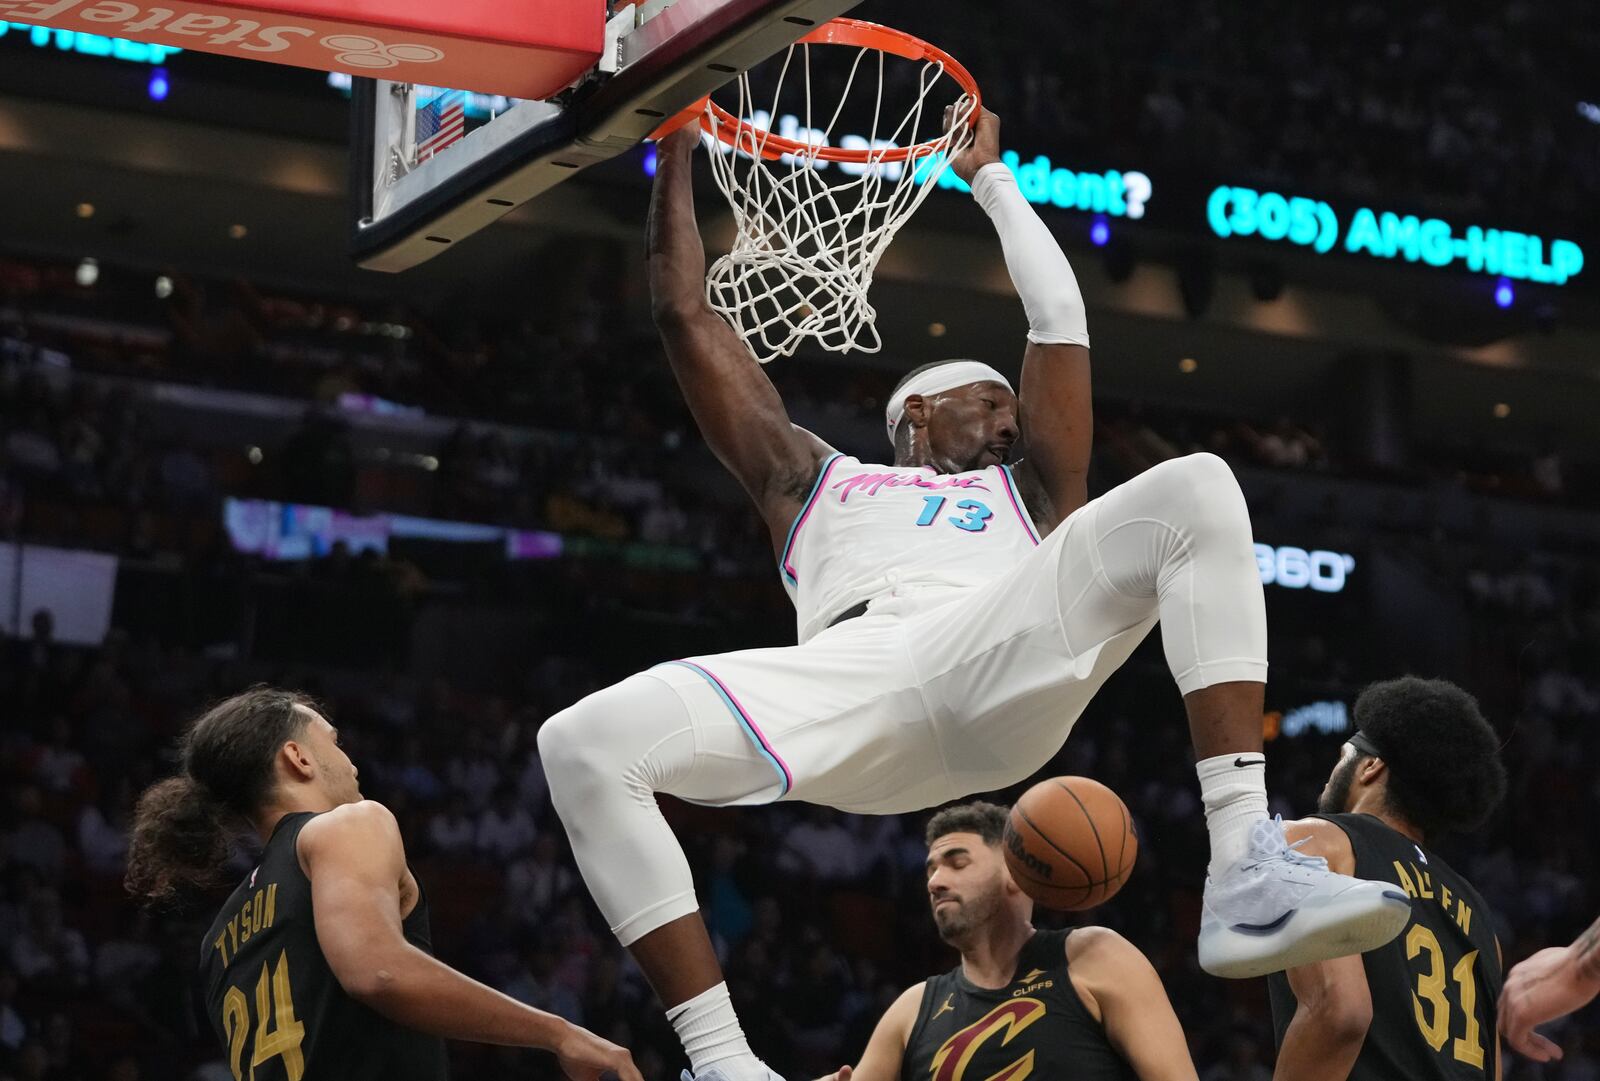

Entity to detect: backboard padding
[350,0,862,273]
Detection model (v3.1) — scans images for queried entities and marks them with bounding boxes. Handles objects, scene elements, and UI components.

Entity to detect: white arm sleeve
[971,162,1090,348]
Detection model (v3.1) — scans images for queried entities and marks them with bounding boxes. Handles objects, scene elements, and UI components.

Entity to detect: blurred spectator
[477,785,538,862]
[506,834,576,926]
[76,785,131,876]
[9,887,89,991]
[0,963,24,1053]
[4,787,66,883]
[777,807,861,884]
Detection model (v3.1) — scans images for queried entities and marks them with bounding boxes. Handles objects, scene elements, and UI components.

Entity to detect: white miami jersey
[779,454,1042,642]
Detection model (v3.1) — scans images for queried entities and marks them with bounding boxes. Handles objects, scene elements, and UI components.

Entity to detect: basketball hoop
[662,18,981,363]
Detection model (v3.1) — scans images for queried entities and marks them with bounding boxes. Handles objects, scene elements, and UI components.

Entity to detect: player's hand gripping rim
[943,104,1001,187]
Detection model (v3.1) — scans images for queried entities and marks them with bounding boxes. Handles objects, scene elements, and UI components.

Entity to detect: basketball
[1004,777,1138,911]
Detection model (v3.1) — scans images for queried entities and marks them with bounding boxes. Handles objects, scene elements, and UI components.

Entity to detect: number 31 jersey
[1268,812,1502,1080]
[200,811,449,1081]
[780,455,1042,642]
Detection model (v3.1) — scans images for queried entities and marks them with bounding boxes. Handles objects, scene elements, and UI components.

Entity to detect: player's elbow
[1306,993,1373,1045]
[332,948,410,1005]
[650,295,707,330]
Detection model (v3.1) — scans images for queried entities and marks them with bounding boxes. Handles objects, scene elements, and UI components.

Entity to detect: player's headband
[1348,730,1385,759]
[885,361,1015,445]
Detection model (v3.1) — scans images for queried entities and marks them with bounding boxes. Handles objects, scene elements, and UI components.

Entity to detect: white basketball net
[701,41,977,364]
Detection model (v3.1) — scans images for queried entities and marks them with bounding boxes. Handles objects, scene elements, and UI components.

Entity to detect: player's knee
[538,677,681,807]
[1154,452,1249,535]
[1170,451,1240,498]
[537,700,615,800]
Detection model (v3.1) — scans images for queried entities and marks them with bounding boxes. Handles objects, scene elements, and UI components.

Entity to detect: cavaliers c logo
[929,997,1047,1081]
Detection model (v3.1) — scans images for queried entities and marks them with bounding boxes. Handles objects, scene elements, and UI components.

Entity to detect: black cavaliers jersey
[200,811,449,1081]
[901,929,1135,1081]
[1268,813,1501,1080]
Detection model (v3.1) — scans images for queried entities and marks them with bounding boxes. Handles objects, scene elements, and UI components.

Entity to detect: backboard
[349,0,862,273]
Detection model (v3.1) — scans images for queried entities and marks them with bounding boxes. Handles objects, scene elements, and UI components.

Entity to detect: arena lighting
[146,66,168,101]
[228,224,248,239]
[1494,277,1514,308]
[75,202,94,219]
[1178,357,1198,374]
[75,257,98,287]
[1493,402,1511,419]
[927,322,947,337]
[1089,217,1110,247]
[642,144,658,178]
[154,275,173,299]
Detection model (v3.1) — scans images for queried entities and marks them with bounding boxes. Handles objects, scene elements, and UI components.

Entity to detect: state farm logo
[320,34,443,69]
[0,1,447,67]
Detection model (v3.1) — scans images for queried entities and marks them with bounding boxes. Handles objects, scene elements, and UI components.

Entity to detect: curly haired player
[127,687,641,1081]
[1269,677,1509,1081]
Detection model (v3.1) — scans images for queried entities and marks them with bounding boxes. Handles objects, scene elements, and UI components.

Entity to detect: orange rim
[653,17,980,163]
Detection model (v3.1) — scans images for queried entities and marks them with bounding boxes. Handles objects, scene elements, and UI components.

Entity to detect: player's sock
[1196,752,1269,879]
[668,982,762,1079]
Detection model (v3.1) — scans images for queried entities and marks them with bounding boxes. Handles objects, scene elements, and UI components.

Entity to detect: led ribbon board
[0,18,180,59]
[1208,184,1585,287]
[718,110,1156,220]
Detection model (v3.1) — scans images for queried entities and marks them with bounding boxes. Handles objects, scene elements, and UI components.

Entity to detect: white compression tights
[537,671,775,946]
[538,452,1266,946]
[1081,451,1266,696]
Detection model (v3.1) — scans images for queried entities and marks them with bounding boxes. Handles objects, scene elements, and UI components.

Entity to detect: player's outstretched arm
[1067,928,1198,1081]
[647,125,830,531]
[299,801,643,1081]
[1499,913,1600,1063]
[948,107,1092,530]
[1270,819,1372,1081]
[811,982,924,1081]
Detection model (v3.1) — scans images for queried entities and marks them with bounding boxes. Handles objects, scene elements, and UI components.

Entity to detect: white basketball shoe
[681,1063,786,1081]
[1199,816,1412,978]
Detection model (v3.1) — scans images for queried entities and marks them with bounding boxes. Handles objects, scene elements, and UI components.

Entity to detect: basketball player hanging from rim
[538,108,1411,1081]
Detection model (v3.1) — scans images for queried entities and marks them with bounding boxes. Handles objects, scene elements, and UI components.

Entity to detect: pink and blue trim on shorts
[660,660,793,798]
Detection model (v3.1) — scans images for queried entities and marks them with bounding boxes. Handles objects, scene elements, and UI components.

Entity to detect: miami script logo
[832,471,990,503]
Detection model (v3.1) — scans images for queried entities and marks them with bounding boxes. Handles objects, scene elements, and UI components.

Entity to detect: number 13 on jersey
[915,496,994,533]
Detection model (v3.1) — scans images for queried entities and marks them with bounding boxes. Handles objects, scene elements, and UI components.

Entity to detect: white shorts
[648,495,1161,815]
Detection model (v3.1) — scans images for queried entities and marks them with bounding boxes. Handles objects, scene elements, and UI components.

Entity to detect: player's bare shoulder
[763,426,839,521]
[776,425,838,498]
[1065,925,1145,974]
[1281,817,1356,872]
[297,800,404,867]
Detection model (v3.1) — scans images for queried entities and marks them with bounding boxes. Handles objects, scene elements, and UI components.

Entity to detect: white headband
[885,361,1015,444]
